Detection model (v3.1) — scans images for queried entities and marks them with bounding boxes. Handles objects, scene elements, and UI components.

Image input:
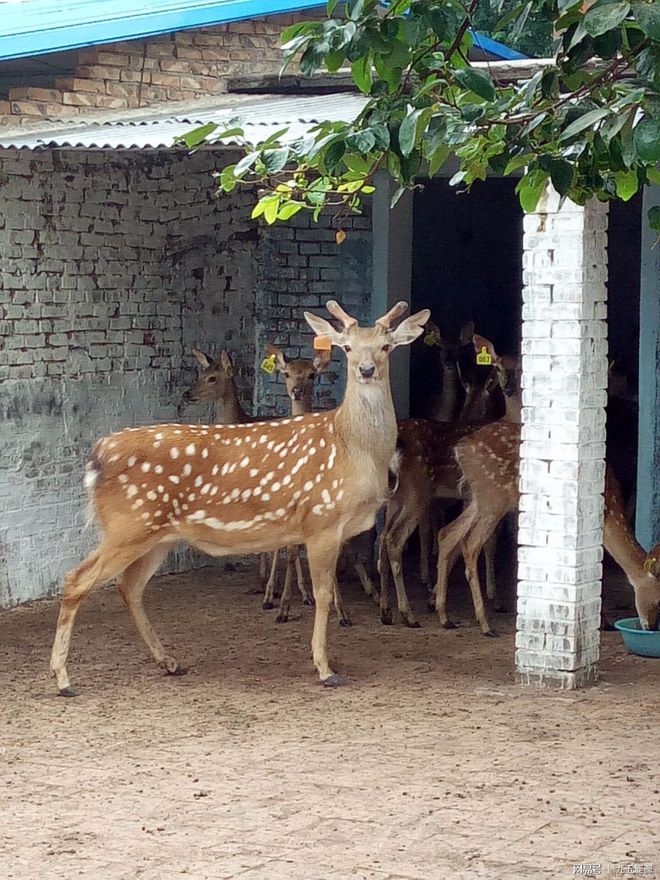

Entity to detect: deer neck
[604,516,648,587]
[213,385,248,425]
[291,389,312,417]
[435,366,462,421]
[503,393,522,423]
[335,376,397,465]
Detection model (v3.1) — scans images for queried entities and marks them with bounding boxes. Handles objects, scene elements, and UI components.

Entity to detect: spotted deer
[434,422,660,633]
[378,335,521,630]
[50,300,429,695]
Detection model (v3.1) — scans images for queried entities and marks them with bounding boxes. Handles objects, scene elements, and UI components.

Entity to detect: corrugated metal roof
[0,1,327,60]
[0,92,369,150]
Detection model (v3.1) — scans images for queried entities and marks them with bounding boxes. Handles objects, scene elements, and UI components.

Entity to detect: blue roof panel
[0,1,526,62]
[0,1,327,60]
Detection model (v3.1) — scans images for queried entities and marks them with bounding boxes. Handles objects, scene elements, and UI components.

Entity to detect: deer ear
[390,309,431,348]
[312,348,332,372]
[459,321,475,344]
[304,312,343,346]
[219,350,234,377]
[473,333,498,361]
[192,348,212,369]
[266,343,287,371]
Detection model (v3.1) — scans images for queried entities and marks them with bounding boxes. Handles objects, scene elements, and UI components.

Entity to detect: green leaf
[516,171,549,213]
[648,205,660,232]
[583,2,630,38]
[398,107,432,158]
[634,116,660,162]
[549,159,574,196]
[326,0,339,15]
[264,197,281,225]
[390,186,407,209]
[351,57,372,94]
[428,142,450,177]
[345,130,376,152]
[454,68,496,102]
[262,148,290,174]
[504,153,533,174]
[632,2,660,40]
[277,202,303,221]
[179,121,219,148]
[324,140,346,172]
[234,151,259,177]
[344,153,372,175]
[219,165,237,193]
[615,169,639,200]
[559,108,610,141]
[647,166,660,185]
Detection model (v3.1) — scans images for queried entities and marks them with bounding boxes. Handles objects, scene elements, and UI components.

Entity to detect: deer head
[265,343,331,405]
[472,334,522,400]
[639,544,660,630]
[304,300,429,387]
[183,349,237,404]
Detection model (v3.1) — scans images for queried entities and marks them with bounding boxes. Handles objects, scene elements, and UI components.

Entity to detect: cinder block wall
[0,147,373,606]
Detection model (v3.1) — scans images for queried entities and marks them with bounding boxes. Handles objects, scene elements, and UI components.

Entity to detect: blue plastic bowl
[614,618,660,658]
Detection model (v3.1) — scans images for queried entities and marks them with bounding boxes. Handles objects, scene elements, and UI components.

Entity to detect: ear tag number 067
[476,346,492,366]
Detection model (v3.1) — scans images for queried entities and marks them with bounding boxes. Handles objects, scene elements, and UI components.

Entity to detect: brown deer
[434,422,660,633]
[378,335,521,630]
[183,348,252,424]
[50,300,429,695]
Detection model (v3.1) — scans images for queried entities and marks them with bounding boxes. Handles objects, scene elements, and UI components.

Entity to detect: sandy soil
[1,552,659,880]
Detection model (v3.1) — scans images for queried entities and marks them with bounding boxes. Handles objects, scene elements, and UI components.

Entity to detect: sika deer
[434,423,660,633]
[377,335,521,629]
[50,300,429,695]
[183,349,252,424]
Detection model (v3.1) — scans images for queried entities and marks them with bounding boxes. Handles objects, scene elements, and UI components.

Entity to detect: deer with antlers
[433,422,660,634]
[377,334,521,630]
[50,300,429,695]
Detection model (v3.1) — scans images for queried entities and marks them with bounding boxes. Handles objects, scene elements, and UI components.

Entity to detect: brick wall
[256,210,373,416]
[0,12,318,121]
[0,146,374,606]
[0,147,261,605]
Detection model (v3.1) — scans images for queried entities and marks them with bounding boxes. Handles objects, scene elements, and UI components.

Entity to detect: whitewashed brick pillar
[516,188,609,689]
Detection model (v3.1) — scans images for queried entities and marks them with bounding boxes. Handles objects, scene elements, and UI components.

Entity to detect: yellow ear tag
[313,335,332,351]
[424,332,439,347]
[643,556,656,573]
[476,346,493,366]
[260,354,276,374]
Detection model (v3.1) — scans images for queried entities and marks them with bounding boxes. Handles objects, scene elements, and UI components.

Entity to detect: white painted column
[516,188,609,689]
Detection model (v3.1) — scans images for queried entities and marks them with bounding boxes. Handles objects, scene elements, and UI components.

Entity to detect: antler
[326,300,358,329]
[376,301,408,329]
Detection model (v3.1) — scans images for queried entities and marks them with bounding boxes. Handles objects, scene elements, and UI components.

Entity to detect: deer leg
[419,516,432,590]
[306,537,342,686]
[333,581,352,627]
[353,559,377,599]
[484,531,498,603]
[462,517,499,636]
[378,527,393,625]
[294,546,314,606]
[386,523,420,628]
[116,544,183,674]
[435,504,476,629]
[50,542,149,696]
[276,544,305,624]
[262,550,280,609]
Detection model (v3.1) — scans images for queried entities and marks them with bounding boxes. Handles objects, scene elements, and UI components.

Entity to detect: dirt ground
[1,552,659,880]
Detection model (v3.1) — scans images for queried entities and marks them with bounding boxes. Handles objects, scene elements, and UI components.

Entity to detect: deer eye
[284,372,290,378]
[207,375,217,383]
[382,344,392,353]
[344,345,352,353]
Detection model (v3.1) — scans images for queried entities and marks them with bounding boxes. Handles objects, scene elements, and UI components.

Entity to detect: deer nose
[291,386,305,400]
[182,390,197,403]
[359,364,375,379]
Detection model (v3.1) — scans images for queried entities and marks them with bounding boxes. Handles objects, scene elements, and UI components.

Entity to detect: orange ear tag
[476,346,493,366]
[260,354,276,374]
[314,336,332,351]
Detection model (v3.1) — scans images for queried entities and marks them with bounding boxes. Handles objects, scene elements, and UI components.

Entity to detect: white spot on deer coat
[170,448,179,459]
[127,484,138,498]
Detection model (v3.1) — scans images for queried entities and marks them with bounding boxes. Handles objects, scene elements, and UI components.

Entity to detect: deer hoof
[322,673,344,688]
[302,597,315,607]
[483,630,499,639]
[380,610,393,626]
[58,686,80,698]
[403,617,421,629]
[262,601,274,610]
[339,617,353,628]
[426,602,436,614]
[162,657,187,675]
[601,619,615,632]
[275,613,289,624]
[441,621,459,630]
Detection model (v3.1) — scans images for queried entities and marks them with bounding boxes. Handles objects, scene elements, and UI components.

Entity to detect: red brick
[55,77,106,93]
[0,100,11,115]
[105,82,140,98]
[148,72,183,87]
[179,75,222,92]
[61,91,98,107]
[95,51,129,66]
[174,46,203,60]
[8,87,63,103]
[92,95,130,109]
[159,58,189,72]
[199,49,231,61]
[76,64,122,81]
[10,100,75,117]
